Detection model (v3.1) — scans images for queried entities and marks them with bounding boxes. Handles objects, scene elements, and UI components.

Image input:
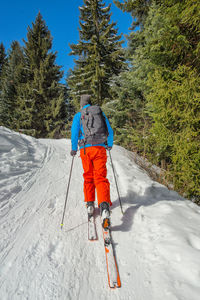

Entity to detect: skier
[70,94,114,228]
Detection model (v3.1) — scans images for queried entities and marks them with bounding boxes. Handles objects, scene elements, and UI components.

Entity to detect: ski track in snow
[1,127,200,300]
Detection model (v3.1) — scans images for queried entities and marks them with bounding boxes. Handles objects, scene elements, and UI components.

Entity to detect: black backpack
[79,105,108,146]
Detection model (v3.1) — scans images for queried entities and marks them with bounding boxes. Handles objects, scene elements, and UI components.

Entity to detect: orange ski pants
[80,146,112,207]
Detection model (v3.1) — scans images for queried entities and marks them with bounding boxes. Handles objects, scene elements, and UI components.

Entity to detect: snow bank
[0,127,200,300]
[0,126,47,215]
[132,200,200,300]
[108,146,200,300]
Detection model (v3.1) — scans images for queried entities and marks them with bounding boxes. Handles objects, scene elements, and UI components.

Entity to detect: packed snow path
[1,127,200,300]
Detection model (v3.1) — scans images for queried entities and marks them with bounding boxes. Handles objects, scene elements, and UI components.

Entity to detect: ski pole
[108,150,124,215]
[61,156,75,229]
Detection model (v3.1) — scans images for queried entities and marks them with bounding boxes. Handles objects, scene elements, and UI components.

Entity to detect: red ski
[102,226,121,288]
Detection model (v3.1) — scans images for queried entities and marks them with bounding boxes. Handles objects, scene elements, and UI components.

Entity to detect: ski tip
[60,223,64,229]
[117,276,121,288]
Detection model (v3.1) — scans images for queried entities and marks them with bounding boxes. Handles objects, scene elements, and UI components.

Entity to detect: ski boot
[100,201,110,229]
[86,201,95,217]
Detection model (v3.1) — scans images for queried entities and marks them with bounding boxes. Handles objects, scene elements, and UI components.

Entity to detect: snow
[1,126,200,300]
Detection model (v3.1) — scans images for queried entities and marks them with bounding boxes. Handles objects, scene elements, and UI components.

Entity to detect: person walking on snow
[70,94,114,228]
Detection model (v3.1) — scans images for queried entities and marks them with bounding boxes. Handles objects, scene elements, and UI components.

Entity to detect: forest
[0,0,199,202]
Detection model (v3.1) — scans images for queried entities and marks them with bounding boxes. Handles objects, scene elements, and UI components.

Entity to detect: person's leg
[80,148,95,204]
[91,147,112,207]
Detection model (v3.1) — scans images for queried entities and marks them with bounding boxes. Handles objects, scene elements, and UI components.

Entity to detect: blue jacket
[71,104,114,151]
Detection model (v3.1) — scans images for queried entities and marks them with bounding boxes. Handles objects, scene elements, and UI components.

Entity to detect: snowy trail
[1,127,200,300]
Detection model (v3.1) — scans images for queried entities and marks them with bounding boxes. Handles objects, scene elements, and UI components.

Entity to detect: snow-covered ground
[1,126,200,300]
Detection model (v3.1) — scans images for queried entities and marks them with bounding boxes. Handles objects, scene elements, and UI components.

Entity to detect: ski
[88,214,97,241]
[102,225,121,288]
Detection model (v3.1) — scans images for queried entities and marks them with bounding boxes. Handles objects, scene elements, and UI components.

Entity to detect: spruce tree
[109,69,151,154]
[144,1,200,199]
[0,42,7,124]
[64,78,76,138]
[109,0,153,155]
[0,41,25,128]
[17,12,66,138]
[114,0,200,200]
[114,0,153,28]
[68,0,125,106]
[0,43,6,79]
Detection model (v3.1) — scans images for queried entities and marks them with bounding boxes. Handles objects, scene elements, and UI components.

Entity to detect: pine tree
[147,66,200,199]
[143,1,200,199]
[114,0,200,200]
[68,0,125,106]
[0,42,7,124]
[114,0,153,28]
[17,12,66,138]
[108,0,153,155]
[0,43,7,79]
[0,41,25,128]
[109,69,152,154]
[64,77,76,138]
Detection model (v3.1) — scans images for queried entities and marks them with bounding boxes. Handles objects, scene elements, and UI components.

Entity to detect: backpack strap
[79,108,88,154]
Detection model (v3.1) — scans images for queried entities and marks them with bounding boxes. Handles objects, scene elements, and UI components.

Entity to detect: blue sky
[0,0,132,82]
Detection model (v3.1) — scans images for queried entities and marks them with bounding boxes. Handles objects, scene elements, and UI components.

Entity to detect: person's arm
[71,113,81,151]
[104,114,114,148]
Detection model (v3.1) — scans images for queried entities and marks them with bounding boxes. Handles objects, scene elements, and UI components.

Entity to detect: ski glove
[70,150,77,156]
